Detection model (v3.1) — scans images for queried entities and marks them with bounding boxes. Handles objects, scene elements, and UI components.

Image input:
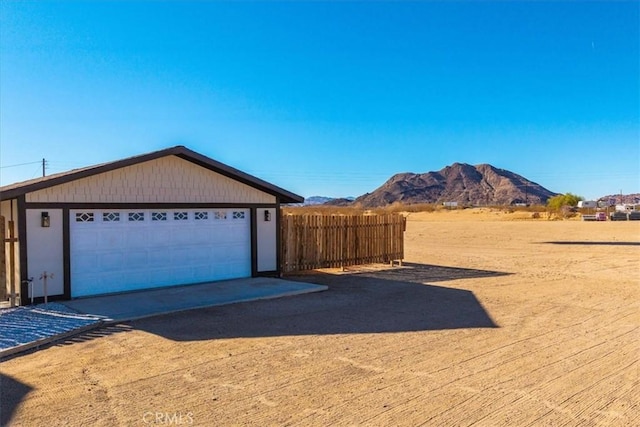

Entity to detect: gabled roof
[0,146,304,204]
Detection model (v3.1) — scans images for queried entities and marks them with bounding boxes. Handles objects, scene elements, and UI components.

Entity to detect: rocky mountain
[336,163,557,208]
[597,193,640,205]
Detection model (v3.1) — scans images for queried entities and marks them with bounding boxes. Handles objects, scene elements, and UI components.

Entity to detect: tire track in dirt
[429,330,637,426]
[310,304,638,425]
[79,365,128,426]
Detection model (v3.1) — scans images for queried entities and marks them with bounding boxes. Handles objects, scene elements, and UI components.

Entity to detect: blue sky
[1,1,638,201]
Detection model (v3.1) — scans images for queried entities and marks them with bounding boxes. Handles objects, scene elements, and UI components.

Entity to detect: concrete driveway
[61,277,328,322]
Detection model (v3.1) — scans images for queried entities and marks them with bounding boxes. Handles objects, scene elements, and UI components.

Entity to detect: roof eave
[172,148,304,203]
[0,146,304,204]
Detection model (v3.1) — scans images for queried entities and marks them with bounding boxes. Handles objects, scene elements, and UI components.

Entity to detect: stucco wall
[26,156,277,204]
[256,208,278,272]
[26,209,64,298]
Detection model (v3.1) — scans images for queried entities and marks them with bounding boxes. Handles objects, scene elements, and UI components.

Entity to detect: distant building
[577,201,597,209]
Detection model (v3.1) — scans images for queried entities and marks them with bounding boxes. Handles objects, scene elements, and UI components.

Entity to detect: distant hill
[325,197,359,207]
[302,196,355,206]
[304,196,334,205]
[597,193,640,204]
[335,163,557,208]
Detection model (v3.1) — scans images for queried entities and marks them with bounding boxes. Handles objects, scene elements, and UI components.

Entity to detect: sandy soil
[1,209,639,426]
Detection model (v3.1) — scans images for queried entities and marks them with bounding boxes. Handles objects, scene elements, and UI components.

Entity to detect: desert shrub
[509,204,547,213]
[547,193,583,211]
[546,193,583,219]
[284,202,553,216]
[283,203,442,216]
[282,205,367,215]
[383,203,438,213]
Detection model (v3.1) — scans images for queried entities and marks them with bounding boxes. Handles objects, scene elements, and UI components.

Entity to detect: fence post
[7,220,18,307]
[0,216,6,302]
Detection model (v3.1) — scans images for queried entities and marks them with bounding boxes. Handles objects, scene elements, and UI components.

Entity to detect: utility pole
[42,158,46,177]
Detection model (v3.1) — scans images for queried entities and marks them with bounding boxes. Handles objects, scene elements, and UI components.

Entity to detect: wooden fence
[281,213,406,273]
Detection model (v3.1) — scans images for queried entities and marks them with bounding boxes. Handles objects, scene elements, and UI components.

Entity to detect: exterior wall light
[264,210,271,222]
[41,212,50,227]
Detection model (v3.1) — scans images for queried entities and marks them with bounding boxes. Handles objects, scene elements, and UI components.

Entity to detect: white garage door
[70,209,251,297]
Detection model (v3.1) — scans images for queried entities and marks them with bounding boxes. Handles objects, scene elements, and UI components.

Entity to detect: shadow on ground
[0,324,134,363]
[135,263,508,342]
[543,241,640,246]
[55,324,134,347]
[0,373,33,426]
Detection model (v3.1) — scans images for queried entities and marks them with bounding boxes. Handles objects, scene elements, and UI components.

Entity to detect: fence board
[281,213,405,273]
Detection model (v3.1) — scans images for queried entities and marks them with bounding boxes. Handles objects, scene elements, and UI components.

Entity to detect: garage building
[0,146,303,304]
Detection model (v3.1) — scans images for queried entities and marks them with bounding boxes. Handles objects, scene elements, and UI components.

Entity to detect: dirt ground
[1,209,639,426]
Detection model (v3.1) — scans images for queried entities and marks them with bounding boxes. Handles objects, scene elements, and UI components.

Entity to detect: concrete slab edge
[0,321,104,361]
[0,284,328,359]
[103,284,329,324]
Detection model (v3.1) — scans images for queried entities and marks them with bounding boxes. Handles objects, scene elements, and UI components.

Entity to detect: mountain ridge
[328,163,558,207]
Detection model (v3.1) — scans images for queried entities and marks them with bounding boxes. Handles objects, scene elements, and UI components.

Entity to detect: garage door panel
[125,229,150,248]
[73,253,100,273]
[188,231,205,246]
[211,246,229,259]
[228,265,247,278]
[191,228,212,245]
[186,249,211,263]
[148,231,170,246]
[126,271,151,288]
[98,228,125,248]
[125,250,149,270]
[73,232,98,251]
[171,247,193,264]
[147,249,169,267]
[70,209,251,297]
[75,278,98,296]
[170,227,194,245]
[211,265,231,280]
[100,252,124,271]
[192,265,212,279]
[169,266,195,283]
[97,272,127,292]
[226,245,247,260]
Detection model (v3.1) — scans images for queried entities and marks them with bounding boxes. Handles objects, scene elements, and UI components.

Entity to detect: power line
[0,161,42,169]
